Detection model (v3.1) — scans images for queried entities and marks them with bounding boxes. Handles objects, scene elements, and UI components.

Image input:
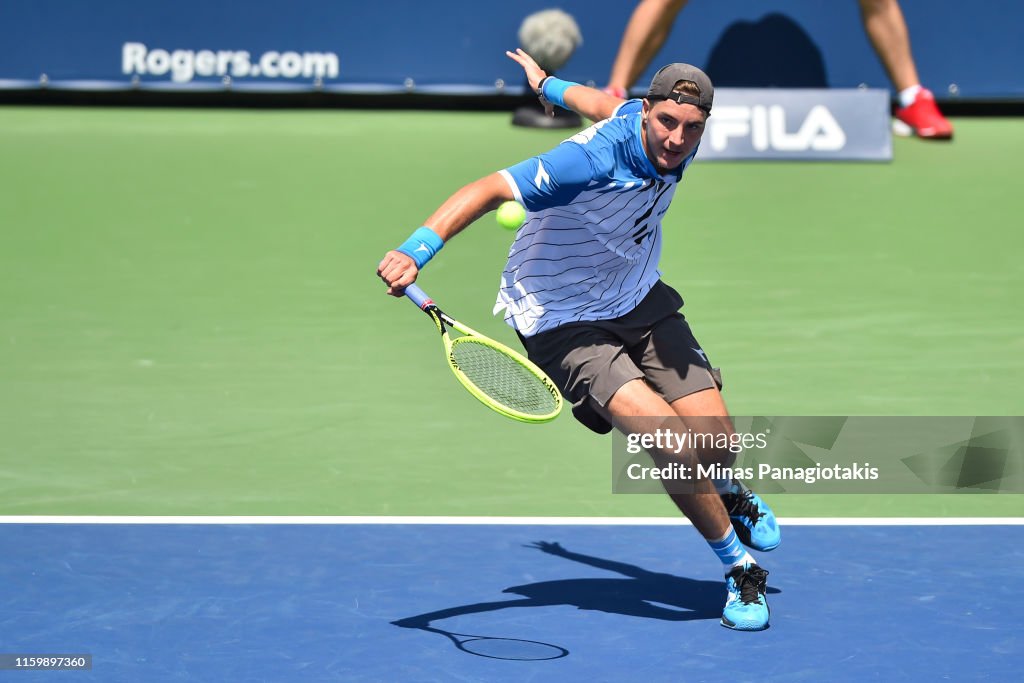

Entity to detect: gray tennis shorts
[519,281,723,434]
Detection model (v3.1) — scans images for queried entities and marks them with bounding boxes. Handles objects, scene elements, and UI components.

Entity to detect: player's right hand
[377,250,419,296]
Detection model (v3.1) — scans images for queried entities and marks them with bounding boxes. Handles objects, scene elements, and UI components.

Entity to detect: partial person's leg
[858,0,918,90]
[670,388,781,552]
[635,307,780,551]
[606,0,689,97]
[858,0,953,139]
[602,378,733,540]
[599,380,771,631]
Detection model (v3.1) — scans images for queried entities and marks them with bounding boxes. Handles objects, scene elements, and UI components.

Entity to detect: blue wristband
[540,76,575,109]
[396,226,444,269]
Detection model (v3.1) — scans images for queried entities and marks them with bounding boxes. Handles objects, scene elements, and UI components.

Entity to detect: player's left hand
[506,48,553,118]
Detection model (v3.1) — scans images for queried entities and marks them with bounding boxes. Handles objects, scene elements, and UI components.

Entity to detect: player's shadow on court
[393,541,781,657]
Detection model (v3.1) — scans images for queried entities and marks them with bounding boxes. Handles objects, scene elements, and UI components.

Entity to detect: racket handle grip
[403,283,433,310]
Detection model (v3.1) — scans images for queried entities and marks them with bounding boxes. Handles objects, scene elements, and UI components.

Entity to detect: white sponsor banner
[699,88,892,161]
[121,42,340,83]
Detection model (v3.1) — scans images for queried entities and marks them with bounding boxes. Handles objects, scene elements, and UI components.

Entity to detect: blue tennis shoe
[721,563,770,631]
[720,480,781,551]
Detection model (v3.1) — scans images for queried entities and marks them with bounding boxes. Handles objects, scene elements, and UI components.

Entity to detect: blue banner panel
[1,0,1021,98]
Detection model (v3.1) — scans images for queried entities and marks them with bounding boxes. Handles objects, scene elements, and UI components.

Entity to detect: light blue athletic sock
[709,528,755,570]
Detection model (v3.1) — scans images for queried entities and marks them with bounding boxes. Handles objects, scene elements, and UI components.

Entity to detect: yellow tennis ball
[496,201,527,230]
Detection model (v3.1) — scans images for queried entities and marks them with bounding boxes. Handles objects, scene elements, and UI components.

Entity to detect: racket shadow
[392,541,781,659]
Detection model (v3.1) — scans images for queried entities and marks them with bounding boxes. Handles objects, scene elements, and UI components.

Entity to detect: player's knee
[679,415,737,469]
[694,439,737,470]
[622,414,739,470]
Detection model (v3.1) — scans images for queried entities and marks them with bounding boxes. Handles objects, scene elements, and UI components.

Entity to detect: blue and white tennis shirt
[496,100,698,337]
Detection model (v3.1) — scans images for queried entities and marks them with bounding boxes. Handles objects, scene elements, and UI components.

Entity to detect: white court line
[0,516,1020,525]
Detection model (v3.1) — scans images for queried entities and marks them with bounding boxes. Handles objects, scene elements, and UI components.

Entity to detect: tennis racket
[403,283,562,423]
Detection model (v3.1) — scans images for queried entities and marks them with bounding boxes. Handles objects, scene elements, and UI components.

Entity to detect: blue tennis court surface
[1,523,1019,681]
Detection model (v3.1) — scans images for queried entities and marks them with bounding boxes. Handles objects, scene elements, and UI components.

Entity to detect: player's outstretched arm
[422,173,513,242]
[377,173,512,295]
[506,48,625,123]
[526,541,652,578]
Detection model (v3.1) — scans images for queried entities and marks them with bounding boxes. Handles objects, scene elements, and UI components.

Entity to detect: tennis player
[377,51,779,631]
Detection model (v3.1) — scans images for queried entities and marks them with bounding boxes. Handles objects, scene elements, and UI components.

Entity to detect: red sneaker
[894,88,953,140]
[602,85,628,99]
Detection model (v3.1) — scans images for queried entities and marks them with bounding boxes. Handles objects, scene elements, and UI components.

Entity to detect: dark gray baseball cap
[646,63,714,114]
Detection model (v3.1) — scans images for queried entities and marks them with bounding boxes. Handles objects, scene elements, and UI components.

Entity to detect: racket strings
[450,339,559,416]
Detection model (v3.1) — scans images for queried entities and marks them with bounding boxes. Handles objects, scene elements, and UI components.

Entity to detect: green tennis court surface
[1,107,1021,517]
